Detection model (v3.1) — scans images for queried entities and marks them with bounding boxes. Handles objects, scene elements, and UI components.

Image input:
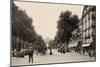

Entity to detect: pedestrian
[49,47,53,55]
[28,49,33,63]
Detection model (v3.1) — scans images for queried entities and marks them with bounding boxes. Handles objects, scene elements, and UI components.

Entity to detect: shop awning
[82,43,91,47]
[68,43,78,48]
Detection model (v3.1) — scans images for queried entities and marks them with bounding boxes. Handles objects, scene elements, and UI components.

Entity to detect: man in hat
[28,48,34,63]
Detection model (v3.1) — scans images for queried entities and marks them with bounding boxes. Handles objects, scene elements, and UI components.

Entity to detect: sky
[14,1,84,40]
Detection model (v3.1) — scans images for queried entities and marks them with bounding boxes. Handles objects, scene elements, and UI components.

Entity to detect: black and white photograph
[11,0,96,66]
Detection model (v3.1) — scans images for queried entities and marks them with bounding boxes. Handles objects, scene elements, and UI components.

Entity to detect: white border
[0,0,98,67]
[18,0,96,5]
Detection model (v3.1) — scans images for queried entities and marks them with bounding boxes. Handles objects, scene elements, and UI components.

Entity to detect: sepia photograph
[11,0,96,66]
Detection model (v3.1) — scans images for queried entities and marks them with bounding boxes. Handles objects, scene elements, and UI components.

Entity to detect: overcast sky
[14,1,84,40]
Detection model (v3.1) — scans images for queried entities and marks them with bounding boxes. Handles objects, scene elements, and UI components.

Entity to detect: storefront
[68,43,78,52]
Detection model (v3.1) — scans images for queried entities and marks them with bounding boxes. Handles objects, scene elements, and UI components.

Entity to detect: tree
[12,3,46,52]
[55,10,79,52]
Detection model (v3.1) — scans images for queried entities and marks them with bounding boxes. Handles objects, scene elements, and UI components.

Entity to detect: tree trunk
[66,42,70,52]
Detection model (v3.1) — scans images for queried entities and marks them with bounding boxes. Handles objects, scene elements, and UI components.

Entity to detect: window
[82,31,85,39]
[90,37,93,43]
[87,20,89,28]
[92,11,96,21]
[86,29,88,37]
[88,13,90,20]
[84,10,86,16]
[85,22,87,29]
[89,27,93,36]
[83,39,85,44]
[87,38,90,43]
[90,20,92,27]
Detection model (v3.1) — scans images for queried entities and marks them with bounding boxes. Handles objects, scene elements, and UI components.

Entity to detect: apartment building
[81,5,96,47]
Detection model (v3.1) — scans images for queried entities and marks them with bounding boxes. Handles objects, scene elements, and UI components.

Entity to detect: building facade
[69,5,96,52]
[81,5,96,47]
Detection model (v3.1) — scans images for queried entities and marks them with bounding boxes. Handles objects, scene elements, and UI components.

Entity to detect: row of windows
[83,6,94,18]
[82,11,93,30]
[82,27,93,38]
